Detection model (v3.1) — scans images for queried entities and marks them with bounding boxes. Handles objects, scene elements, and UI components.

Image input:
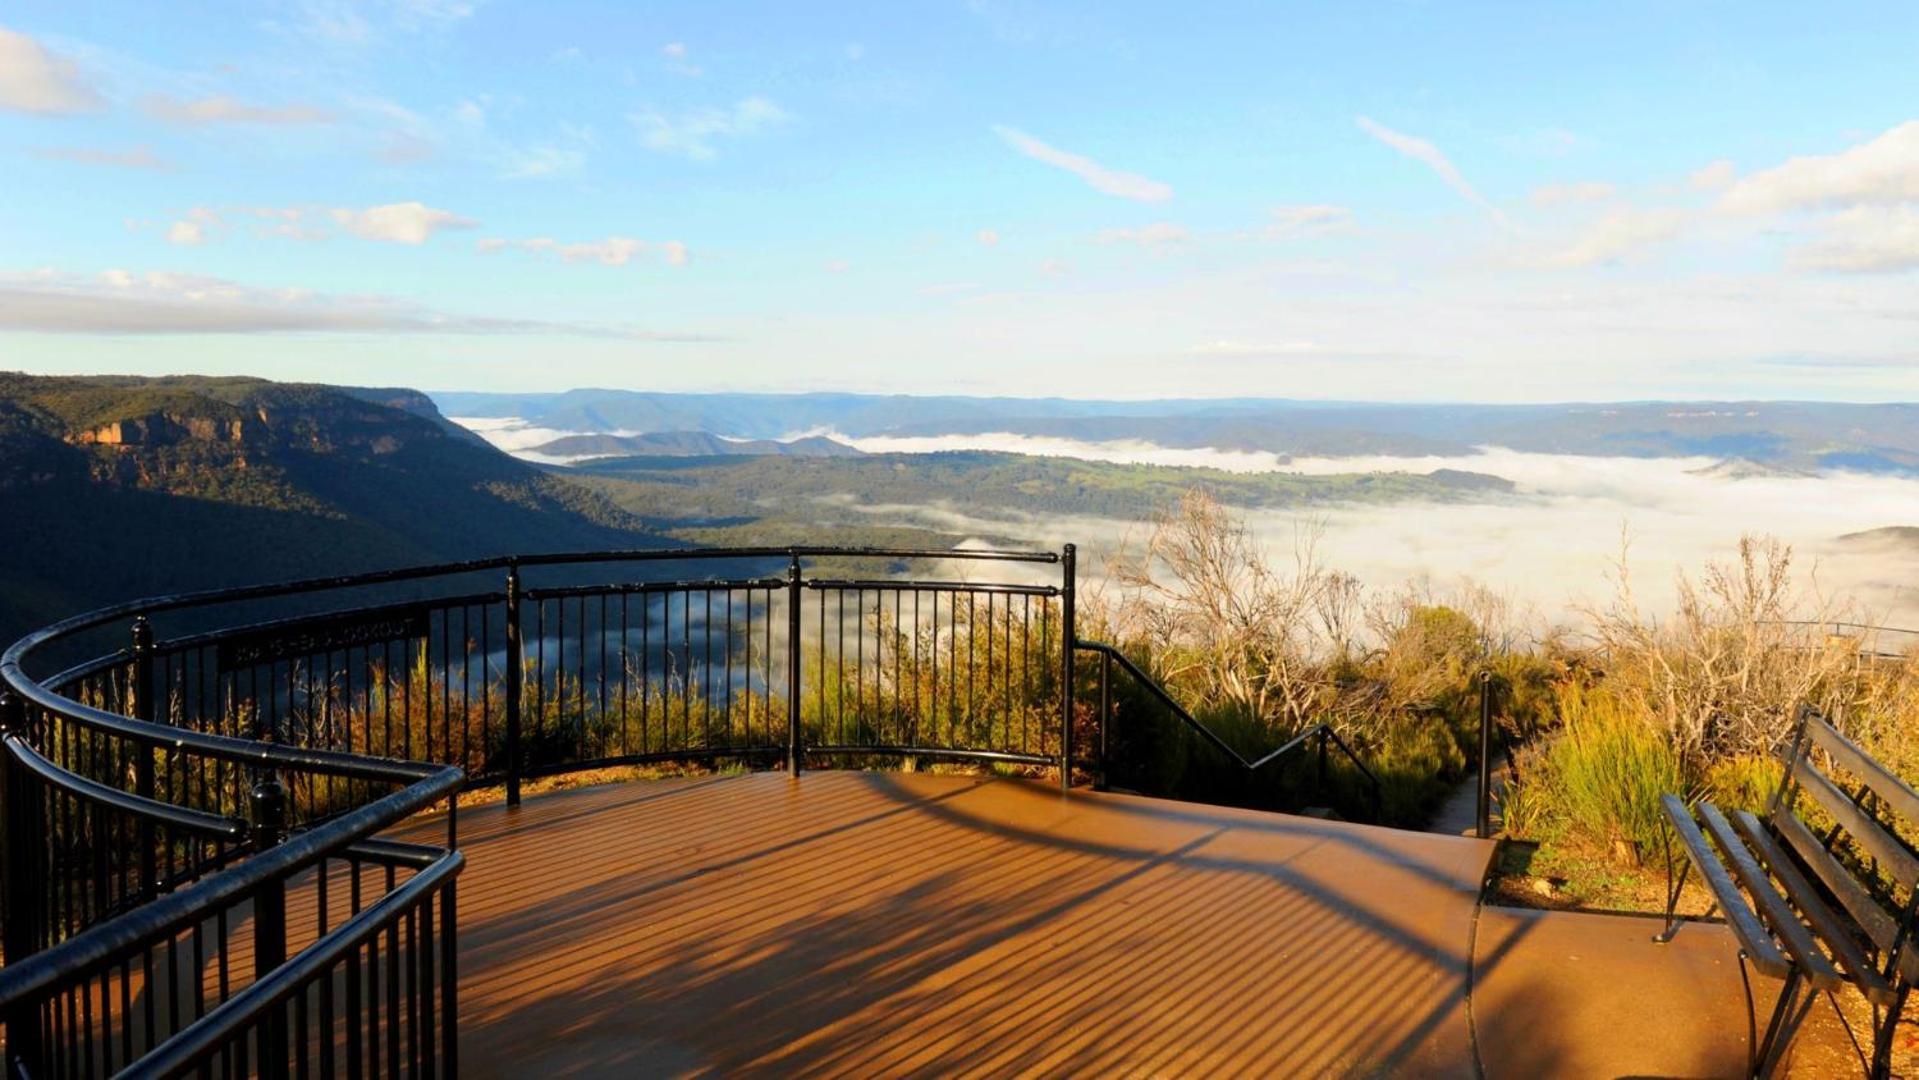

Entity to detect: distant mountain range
[529,430,862,459]
[433,390,1919,474]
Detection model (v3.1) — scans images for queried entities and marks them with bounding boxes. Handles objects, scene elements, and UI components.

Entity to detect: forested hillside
[0,373,663,642]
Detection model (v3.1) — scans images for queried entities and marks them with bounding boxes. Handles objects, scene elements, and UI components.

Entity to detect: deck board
[404,771,1494,1077]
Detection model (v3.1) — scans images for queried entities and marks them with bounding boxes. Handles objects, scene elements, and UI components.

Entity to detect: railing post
[250,771,289,1078]
[1,691,47,1072]
[1316,726,1328,797]
[787,555,804,777]
[129,615,157,897]
[1096,649,1111,792]
[504,562,522,808]
[1059,543,1076,793]
[1476,670,1494,840]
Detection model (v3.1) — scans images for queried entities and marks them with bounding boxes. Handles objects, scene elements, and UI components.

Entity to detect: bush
[1520,683,1684,853]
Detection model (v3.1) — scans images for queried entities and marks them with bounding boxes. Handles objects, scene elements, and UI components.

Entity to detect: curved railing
[0,542,1383,1076]
[0,545,1076,1077]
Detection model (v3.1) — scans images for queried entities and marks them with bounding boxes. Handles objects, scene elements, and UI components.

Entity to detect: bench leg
[1869,984,1908,1080]
[1653,829,1697,944]
[1750,965,1815,1080]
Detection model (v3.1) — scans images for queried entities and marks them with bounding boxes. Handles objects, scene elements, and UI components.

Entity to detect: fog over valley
[444,399,1919,631]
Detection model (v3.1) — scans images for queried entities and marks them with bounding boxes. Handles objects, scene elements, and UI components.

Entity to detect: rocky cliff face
[74,414,255,447]
[50,389,447,492]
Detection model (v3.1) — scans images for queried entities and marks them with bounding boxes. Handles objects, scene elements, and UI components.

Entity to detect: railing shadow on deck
[436,771,1490,1077]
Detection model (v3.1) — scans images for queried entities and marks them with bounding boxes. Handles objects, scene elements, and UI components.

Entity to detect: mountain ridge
[432,390,1919,474]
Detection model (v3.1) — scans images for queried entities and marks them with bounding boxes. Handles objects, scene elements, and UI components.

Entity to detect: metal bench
[1657,706,1919,1078]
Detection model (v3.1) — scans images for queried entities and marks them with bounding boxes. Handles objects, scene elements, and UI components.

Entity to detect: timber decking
[418,771,1494,1077]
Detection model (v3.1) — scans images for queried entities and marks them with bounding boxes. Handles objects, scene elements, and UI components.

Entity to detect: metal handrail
[1,733,248,841]
[0,542,1072,1075]
[134,847,466,1079]
[0,762,462,1009]
[3,544,1059,672]
[1073,638,1384,819]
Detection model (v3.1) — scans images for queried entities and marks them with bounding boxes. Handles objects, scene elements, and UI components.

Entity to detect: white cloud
[1719,121,1919,215]
[992,125,1173,202]
[1690,159,1736,192]
[1097,222,1188,246]
[632,96,785,159]
[976,228,1000,247]
[1182,340,1403,361]
[1542,207,1686,267]
[1531,181,1616,207]
[33,146,170,170]
[1264,204,1353,235]
[0,268,719,338]
[164,207,223,246]
[1356,116,1512,230]
[560,237,642,265]
[502,143,586,178]
[477,234,688,267]
[1793,206,1919,273]
[823,259,850,273]
[143,94,334,126]
[0,269,564,335]
[0,27,104,114]
[660,41,701,76]
[283,0,476,45]
[329,201,475,244]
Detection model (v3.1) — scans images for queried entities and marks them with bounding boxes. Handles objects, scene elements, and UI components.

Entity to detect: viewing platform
[424,771,1856,1077]
[0,546,1871,1076]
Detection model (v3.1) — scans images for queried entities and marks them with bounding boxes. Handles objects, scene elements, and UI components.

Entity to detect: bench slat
[1660,794,1790,977]
[1729,808,1891,1002]
[1789,759,1919,892]
[1773,809,1919,988]
[1698,803,1844,990]
[1806,718,1919,829]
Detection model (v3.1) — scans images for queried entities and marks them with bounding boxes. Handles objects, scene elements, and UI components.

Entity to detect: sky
[2,1,1918,402]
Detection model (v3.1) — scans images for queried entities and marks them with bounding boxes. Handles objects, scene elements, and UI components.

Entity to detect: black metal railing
[1,541,1389,1076]
[1074,639,1384,820]
[0,544,1082,1077]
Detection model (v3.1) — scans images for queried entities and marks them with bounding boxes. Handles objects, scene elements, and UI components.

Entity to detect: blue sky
[2,1,1917,400]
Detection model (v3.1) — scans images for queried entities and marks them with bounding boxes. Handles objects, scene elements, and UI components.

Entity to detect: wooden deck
[407,771,1496,1077]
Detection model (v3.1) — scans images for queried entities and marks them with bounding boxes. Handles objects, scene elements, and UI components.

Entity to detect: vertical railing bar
[787,556,804,776]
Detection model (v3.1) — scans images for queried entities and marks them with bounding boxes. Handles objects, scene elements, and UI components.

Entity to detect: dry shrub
[1582,533,1863,768]
[1093,489,1552,824]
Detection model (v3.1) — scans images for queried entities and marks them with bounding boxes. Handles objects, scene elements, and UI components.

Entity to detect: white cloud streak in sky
[33,145,170,170]
[1543,206,1686,267]
[476,234,689,266]
[992,125,1173,202]
[632,96,786,159]
[329,201,475,244]
[0,269,722,338]
[142,93,334,126]
[1356,116,1513,230]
